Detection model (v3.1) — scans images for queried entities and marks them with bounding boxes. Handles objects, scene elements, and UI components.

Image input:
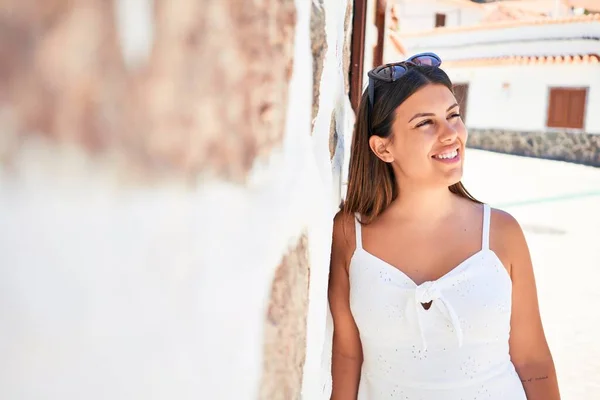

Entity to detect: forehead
[394,84,457,120]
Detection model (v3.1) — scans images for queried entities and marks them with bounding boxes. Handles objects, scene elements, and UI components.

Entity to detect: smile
[432,148,460,163]
[434,150,458,159]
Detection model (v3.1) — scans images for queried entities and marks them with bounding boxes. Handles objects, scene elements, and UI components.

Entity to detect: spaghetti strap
[354,213,363,250]
[482,204,491,250]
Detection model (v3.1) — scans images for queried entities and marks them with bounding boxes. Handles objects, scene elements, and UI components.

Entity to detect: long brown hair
[343,65,480,223]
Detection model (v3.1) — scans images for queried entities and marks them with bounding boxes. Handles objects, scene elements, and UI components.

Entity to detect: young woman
[328,53,560,399]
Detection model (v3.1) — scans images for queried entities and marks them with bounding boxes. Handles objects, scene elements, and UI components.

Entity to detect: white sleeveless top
[349,204,527,399]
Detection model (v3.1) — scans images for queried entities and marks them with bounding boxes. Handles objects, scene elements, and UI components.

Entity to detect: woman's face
[371,83,467,188]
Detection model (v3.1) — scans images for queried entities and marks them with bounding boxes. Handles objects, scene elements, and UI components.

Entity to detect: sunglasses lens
[390,65,407,80]
[411,55,441,66]
[376,65,406,80]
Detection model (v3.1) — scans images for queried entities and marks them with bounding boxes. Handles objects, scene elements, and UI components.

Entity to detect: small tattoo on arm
[521,376,549,384]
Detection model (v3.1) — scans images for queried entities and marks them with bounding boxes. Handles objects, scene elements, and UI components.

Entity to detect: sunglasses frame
[367,52,442,111]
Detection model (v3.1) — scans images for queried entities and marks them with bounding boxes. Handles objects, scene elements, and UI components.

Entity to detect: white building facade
[447,57,600,134]
[386,13,600,166]
[392,0,487,33]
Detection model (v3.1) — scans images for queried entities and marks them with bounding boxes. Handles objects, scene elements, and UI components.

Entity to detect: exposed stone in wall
[260,233,310,400]
[343,1,353,95]
[0,0,297,183]
[329,112,338,160]
[0,1,126,159]
[311,0,327,133]
[138,0,297,182]
[324,0,352,160]
[467,129,600,167]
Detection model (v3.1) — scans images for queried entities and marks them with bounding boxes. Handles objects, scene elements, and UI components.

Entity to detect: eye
[415,119,433,128]
[448,113,461,119]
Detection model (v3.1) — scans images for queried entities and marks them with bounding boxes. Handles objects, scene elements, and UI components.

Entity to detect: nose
[438,120,458,143]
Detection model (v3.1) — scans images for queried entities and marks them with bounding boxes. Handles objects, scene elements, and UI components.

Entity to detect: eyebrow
[408,103,459,123]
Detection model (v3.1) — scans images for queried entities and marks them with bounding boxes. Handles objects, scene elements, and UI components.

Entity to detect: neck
[387,182,458,223]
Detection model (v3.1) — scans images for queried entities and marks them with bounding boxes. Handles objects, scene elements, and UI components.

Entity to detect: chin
[442,168,463,186]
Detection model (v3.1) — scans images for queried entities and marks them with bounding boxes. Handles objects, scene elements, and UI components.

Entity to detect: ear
[368,135,394,163]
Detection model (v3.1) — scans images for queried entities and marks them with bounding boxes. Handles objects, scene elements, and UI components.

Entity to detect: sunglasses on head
[366,52,442,115]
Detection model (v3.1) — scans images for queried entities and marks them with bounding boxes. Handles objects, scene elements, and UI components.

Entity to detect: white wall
[302,0,355,397]
[445,63,600,133]
[394,0,485,33]
[399,19,600,61]
[363,0,378,82]
[0,0,354,399]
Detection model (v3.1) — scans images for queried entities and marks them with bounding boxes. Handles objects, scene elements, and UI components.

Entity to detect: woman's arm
[494,210,560,399]
[329,212,363,400]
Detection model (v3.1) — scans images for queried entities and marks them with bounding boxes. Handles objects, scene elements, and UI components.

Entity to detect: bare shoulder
[333,210,356,243]
[489,206,530,273]
[332,210,357,269]
[490,207,523,235]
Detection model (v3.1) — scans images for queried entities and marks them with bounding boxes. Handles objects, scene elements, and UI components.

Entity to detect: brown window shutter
[435,13,446,28]
[547,89,566,127]
[568,89,586,129]
[547,88,587,129]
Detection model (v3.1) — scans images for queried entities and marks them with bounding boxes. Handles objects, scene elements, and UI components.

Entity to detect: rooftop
[396,12,600,37]
[444,53,600,67]
[396,0,484,8]
[566,0,600,11]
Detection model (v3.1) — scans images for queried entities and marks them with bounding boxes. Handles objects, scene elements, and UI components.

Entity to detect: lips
[432,147,460,160]
[433,149,458,160]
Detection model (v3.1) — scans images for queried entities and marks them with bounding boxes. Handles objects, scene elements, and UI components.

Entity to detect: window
[546,88,587,129]
[453,83,469,123]
[435,13,446,27]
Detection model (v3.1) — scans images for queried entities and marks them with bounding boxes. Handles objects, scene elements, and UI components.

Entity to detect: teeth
[435,150,458,159]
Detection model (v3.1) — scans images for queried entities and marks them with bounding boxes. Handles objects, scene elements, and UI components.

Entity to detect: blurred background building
[386,0,600,166]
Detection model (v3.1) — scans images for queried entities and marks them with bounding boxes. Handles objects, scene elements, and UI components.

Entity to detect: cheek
[393,134,434,165]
